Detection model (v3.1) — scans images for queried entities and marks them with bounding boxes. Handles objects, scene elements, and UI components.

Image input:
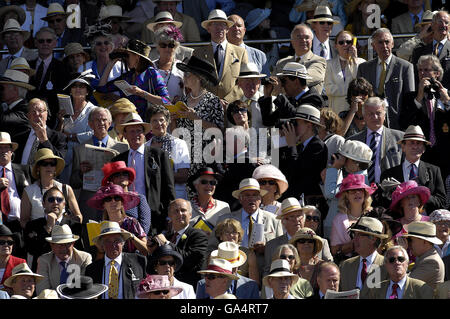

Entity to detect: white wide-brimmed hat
[99,5,131,22]
[210,241,247,268]
[0,132,18,151]
[402,221,443,245]
[277,197,305,220]
[338,140,373,164]
[398,125,431,145]
[349,216,388,239]
[92,221,132,245]
[147,11,183,32]
[116,112,151,135]
[198,258,239,280]
[41,3,68,21]
[45,225,80,244]
[306,5,340,24]
[0,69,35,90]
[1,18,30,41]
[201,9,234,29]
[276,62,312,79]
[238,62,267,79]
[4,263,44,287]
[262,259,299,287]
[231,178,268,199]
[290,104,324,127]
[252,164,289,195]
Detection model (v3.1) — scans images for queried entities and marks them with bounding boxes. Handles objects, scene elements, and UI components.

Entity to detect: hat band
[15,270,32,275]
[210,17,228,21]
[352,225,382,235]
[296,112,320,123]
[408,231,436,238]
[223,255,240,263]
[239,71,260,76]
[52,234,74,240]
[282,70,308,77]
[207,265,232,274]
[100,227,121,234]
[403,133,426,140]
[239,185,260,192]
[313,13,333,19]
[282,205,302,214]
[269,267,291,275]
[156,17,174,23]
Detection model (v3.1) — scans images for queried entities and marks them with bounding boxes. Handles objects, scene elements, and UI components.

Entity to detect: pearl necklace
[189,89,206,99]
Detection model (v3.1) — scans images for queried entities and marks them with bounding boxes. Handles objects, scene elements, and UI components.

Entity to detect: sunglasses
[280,254,295,261]
[200,179,217,186]
[305,215,320,222]
[103,195,123,203]
[388,256,406,264]
[47,196,64,204]
[338,40,353,45]
[296,239,315,244]
[48,18,63,24]
[319,21,333,25]
[205,274,227,280]
[37,38,54,44]
[39,160,57,167]
[233,108,248,114]
[159,43,176,48]
[95,41,111,46]
[259,180,276,186]
[158,260,176,266]
[0,240,14,246]
[111,172,129,179]
[150,290,170,295]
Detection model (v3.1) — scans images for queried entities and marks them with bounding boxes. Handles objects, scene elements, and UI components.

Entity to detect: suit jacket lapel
[369,60,378,88]
[51,254,61,288]
[403,277,413,299]
[348,258,360,289]
[384,56,396,83]
[418,162,430,184]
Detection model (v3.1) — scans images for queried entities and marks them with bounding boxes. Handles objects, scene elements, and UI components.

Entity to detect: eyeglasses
[305,215,320,222]
[111,172,129,179]
[296,239,315,244]
[159,42,176,48]
[388,256,406,264]
[39,160,57,167]
[280,254,296,261]
[37,38,54,44]
[71,83,87,89]
[259,180,276,186]
[158,260,176,266]
[103,195,123,203]
[150,290,170,295]
[205,274,227,280]
[338,40,353,45]
[47,196,64,204]
[48,18,63,24]
[0,240,14,246]
[319,21,333,25]
[200,179,217,186]
[232,108,248,114]
[95,40,111,46]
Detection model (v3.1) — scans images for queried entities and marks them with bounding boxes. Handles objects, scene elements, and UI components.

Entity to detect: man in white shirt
[263,259,299,299]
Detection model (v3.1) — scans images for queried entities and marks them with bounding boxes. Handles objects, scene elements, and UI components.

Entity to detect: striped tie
[409,163,417,180]
[367,132,378,183]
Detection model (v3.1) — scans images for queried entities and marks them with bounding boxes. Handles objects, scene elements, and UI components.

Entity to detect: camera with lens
[424,77,441,100]
[261,77,275,86]
[109,51,128,60]
[275,118,298,130]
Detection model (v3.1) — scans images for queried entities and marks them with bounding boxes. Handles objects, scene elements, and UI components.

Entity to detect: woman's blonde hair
[337,189,373,216]
[214,218,244,243]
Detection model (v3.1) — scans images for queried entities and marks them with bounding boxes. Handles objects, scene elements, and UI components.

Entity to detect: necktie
[170,232,179,244]
[130,150,137,169]
[426,99,436,146]
[28,134,40,165]
[35,60,44,90]
[248,215,254,239]
[409,163,417,180]
[361,258,368,284]
[390,283,399,299]
[60,261,69,284]
[1,167,10,217]
[214,44,222,70]
[413,15,419,27]
[295,56,301,63]
[320,43,326,58]
[368,132,378,183]
[108,260,119,299]
[434,42,442,56]
[378,61,387,97]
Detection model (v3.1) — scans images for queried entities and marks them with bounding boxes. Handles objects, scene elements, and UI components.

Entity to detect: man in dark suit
[85,221,146,299]
[380,125,446,213]
[309,261,341,299]
[28,27,70,129]
[357,28,415,130]
[348,97,404,184]
[411,11,450,89]
[12,98,67,166]
[112,113,175,235]
[150,199,208,288]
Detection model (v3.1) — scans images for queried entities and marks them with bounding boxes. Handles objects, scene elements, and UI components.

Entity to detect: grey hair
[417,54,444,81]
[303,205,321,217]
[90,33,115,59]
[362,96,387,114]
[35,27,57,40]
[28,97,50,113]
[148,105,171,125]
[384,245,409,265]
[88,106,112,123]
[272,243,301,268]
[432,10,449,24]
[370,28,393,42]
[154,26,181,47]
[291,23,313,39]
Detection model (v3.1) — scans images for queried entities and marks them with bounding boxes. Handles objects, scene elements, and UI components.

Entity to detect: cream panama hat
[402,221,443,245]
[4,263,44,287]
[0,69,35,91]
[1,18,30,41]
[41,3,68,22]
[45,225,80,244]
[99,5,131,22]
[262,259,299,287]
[291,104,325,127]
[147,11,183,32]
[306,5,340,24]
[201,9,234,29]
[338,140,373,164]
[277,197,305,220]
[349,216,388,239]
[238,62,267,78]
[398,125,431,145]
[231,178,268,199]
[276,62,312,79]
[92,221,132,245]
[0,132,18,151]
[197,258,240,280]
[116,112,151,135]
[210,241,247,268]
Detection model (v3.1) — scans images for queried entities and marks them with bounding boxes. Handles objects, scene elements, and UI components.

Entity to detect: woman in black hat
[0,224,26,292]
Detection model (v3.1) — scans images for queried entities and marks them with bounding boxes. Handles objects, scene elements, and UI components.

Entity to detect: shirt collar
[391,275,407,290]
[5,47,24,59]
[37,54,53,67]
[212,39,228,51]
[295,87,309,100]
[367,126,383,137]
[0,162,12,171]
[131,143,145,154]
[360,250,378,264]
[378,54,393,65]
[242,208,259,222]
[93,135,109,146]
[7,99,23,110]
[409,10,423,19]
[405,159,420,168]
[105,253,123,267]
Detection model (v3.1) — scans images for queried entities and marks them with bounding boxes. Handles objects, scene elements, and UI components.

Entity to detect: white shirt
[312,36,331,60]
[0,162,21,221]
[173,225,189,245]
[386,275,407,299]
[366,127,384,183]
[240,209,259,248]
[356,251,378,290]
[171,277,196,299]
[128,144,146,196]
[402,159,420,181]
[104,254,123,299]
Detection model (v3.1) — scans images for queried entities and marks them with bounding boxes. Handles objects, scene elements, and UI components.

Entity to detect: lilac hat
[336,174,377,198]
[429,209,450,223]
[389,180,431,213]
[87,184,140,211]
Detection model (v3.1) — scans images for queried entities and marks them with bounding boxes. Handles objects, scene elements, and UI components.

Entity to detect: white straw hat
[231,178,268,199]
[201,9,234,29]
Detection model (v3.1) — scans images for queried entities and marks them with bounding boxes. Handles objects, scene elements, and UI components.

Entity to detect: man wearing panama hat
[197,258,240,298]
[380,125,446,213]
[85,221,146,299]
[307,5,339,61]
[36,224,92,294]
[401,221,445,289]
[3,262,44,298]
[263,259,299,299]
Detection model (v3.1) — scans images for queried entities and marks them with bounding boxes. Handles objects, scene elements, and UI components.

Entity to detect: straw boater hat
[296,0,333,12]
[0,5,26,26]
[176,55,219,86]
[108,97,137,119]
[210,241,247,268]
[9,57,35,76]
[147,11,183,32]
[41,3,68,21]
[290,104,325,128]
[1,18,30,41]
[0,132,18,151]
[389,180,431,213]
[137,275,183,298]
[101,161,136,187]
[232,178,268,199]
[92,221,132,245]
[99,5,131,22]
[201,9,234,29]
[57,276,108,299]
[151,244,184,272]
[417,10,434,27]
[276,62,312,80]
[262,259,299,287]
[45,224,80,244]
[116,112,152,135]
[335,174,377,198]
[398,125,431,145]
[252,164,289,195]
[197,258,239,280]
[31,148,65,179]
[338,140,373,164]
[0,69,35,91]
[348,216,388,239]
[306,5,340,24]
[4,263,44,287]
[402,221,443,245]
[277,197,305,220]
[63,42,90,63]
[87,184,140,211]
[238,62,267,79]
[289,227,324,254]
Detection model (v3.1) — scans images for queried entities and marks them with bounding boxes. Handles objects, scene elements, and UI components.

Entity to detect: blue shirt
[92,135,109,148]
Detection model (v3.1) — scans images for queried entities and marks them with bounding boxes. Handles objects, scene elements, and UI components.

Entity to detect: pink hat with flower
[389,180,431,213]
[87,184,140,211]
[137,275,183,298]
[335,174,377,198]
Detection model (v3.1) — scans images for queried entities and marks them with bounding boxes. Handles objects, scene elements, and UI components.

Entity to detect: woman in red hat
[101,161,151,235]
[330,174,377,260]
[87,184,148,255]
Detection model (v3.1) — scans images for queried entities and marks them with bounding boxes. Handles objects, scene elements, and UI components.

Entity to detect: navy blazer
[195,274,260,299]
